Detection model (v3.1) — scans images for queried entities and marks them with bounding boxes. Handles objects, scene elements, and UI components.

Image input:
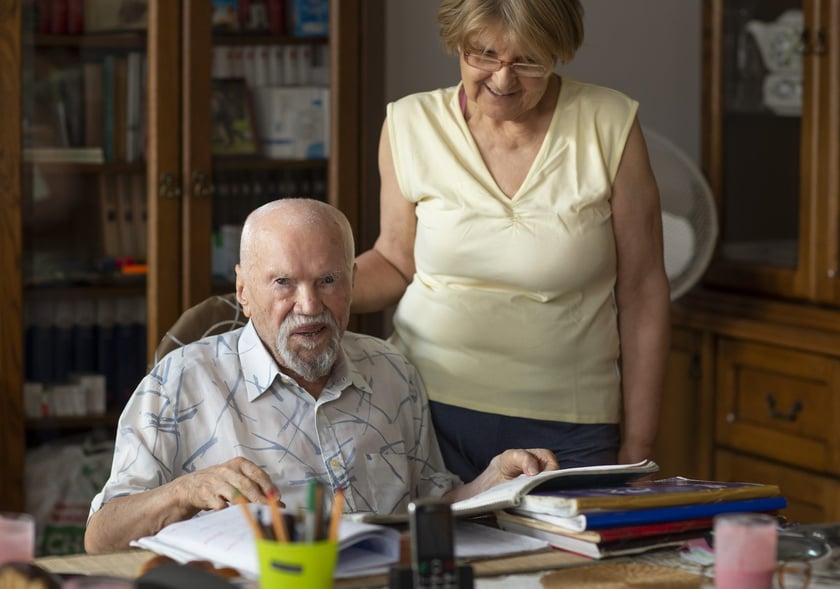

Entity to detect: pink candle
[714,513,777,589]
[0,512,35,564]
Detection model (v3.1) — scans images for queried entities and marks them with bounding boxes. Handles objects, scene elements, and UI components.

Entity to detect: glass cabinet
[702,0,839,303]
[0,0,384,512]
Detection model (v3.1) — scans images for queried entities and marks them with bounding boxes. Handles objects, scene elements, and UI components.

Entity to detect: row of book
[27,50,146,163]
[496,474,786,559]
[211,43,329,88]
[213,168,327,226]
[25,297,148,412]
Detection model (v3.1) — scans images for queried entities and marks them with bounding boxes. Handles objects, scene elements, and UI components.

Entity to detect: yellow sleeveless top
[387,77,638,423]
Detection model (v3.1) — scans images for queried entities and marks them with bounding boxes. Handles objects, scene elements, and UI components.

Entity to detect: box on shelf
[252,86,329,159]
[288,0,328,37]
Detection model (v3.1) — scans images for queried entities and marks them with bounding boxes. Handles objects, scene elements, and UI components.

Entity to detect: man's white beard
[275,311,340,382]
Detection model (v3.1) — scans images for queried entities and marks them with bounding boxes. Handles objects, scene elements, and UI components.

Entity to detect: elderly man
[85,198,557,553]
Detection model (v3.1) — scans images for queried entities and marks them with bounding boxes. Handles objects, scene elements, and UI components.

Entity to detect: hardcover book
[509,495,788,532]
[496,510,713,545]
[497,516,709,560]
[516,476,782,517]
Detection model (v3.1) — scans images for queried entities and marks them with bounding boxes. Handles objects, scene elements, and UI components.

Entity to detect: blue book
[517,476,782,517]
[511,496,788,531]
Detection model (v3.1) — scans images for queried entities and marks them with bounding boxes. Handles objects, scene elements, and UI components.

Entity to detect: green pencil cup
[256,539,338,589]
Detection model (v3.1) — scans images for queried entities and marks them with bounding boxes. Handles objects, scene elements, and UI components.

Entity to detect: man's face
[238,222,353,384]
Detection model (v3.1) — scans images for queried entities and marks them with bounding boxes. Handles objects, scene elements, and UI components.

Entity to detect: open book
[453,459,659,516]
[132,504,549,580]
[351,459,660,524]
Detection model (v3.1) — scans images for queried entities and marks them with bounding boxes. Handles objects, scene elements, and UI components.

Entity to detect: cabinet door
[716,338,840,475]
[716,449,840,523]
[701,0,833,301]
[179,0,383,315]
[652,326,715,480]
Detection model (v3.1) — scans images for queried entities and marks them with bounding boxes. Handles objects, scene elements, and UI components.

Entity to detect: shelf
[212,157,327,172]
[212,34,327,46]
[25,413,121,431]
[23,160,145,175]
[24,279,146,300]
[28,32,146,49]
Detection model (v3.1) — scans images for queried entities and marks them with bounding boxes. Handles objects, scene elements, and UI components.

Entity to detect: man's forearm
[84,481,195,553]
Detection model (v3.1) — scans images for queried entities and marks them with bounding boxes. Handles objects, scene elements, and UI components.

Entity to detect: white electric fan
[644,127,719,300]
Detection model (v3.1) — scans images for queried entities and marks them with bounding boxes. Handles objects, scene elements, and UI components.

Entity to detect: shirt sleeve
[88,367,179,518]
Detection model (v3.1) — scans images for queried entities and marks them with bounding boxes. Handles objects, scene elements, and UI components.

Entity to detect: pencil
[267,489,289,543]
[328,487,345,542]
[232,489,264,540]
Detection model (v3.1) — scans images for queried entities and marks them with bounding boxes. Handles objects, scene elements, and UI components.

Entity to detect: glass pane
[209,2,330,291]
[21,2,148,420]
[720,0,802,268]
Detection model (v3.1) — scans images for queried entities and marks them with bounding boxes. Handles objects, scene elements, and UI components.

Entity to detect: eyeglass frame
[461,50,550,78]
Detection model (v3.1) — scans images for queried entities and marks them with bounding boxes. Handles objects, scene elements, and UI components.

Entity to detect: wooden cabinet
[652,326,714,480]
[656,0,840,521]
[702,0,840,302]
[0,0,384,512]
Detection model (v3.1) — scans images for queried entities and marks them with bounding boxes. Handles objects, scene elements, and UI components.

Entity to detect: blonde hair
[436,0,584,66]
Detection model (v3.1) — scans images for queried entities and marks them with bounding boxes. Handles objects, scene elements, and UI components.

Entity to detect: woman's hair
[436,0,584,66]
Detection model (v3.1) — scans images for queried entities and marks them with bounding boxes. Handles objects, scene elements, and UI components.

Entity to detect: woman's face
[460,23,553,122]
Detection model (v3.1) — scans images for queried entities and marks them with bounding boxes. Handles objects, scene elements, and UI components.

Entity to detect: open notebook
[132,504,549,579]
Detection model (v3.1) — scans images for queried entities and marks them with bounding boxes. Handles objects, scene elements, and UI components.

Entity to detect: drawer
[715,449,840,523]
[716,338,840,475]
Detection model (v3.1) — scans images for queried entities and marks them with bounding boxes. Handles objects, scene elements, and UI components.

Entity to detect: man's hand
[85,457,279,554]
[443,448,559,503]
[491,448,560,479]
[175,456,278,511]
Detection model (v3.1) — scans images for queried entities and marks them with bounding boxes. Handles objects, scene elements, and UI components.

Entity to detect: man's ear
[234,264,251,317]
[351,261,358,287]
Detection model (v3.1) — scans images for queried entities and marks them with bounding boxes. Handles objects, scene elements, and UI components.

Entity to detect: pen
[232,489,263,540]
[304,480,320,543]
[328,487,345,542]
[267,489,289,543]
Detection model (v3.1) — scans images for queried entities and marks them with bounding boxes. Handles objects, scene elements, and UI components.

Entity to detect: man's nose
[294,285,323,315]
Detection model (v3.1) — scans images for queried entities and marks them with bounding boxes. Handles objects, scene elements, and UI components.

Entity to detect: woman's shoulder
[389,84,460,115]
[559,77,639,122]
[560,77,637,108]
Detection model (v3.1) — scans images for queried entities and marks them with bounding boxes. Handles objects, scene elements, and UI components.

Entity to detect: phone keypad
[417,558,458,589]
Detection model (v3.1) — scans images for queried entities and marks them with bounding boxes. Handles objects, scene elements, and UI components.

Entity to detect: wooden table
[35,548,707,588]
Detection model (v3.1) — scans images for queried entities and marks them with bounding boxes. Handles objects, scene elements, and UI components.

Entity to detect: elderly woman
[352,0,670,482]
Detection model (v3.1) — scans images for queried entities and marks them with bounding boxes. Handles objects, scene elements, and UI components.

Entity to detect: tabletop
[35,547,709,588]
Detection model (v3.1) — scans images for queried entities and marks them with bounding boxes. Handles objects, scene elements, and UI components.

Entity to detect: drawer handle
[764,394,803,422]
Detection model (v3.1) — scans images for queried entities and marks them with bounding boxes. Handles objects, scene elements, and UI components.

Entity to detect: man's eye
[323,275,335,284]
[275,278,289,286]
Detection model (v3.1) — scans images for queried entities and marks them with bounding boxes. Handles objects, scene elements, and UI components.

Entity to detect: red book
[267,0,285,36]
[67,0,84,33]
[36,0,52,33]
[51,0,68,34]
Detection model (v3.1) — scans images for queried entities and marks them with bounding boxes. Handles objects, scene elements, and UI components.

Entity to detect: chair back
[154,293,246,364]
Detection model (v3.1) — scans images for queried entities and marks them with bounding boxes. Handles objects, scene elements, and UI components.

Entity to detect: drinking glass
[0,512,36,564]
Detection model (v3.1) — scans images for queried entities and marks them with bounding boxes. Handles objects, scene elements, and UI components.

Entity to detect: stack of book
[495,476,786,559]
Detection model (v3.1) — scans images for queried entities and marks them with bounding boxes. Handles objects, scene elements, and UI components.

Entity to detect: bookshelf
[0,0,385,512]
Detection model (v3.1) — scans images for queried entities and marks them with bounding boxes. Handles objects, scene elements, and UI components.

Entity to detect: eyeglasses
[462,50,548,78]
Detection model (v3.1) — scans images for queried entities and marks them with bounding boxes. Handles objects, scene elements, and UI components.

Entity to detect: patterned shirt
[89,321,459,518]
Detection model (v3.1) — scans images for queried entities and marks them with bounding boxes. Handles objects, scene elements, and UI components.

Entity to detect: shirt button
[330,459,340,468]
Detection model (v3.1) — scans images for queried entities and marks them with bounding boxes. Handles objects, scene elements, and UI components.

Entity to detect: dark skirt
[429,401,621,483]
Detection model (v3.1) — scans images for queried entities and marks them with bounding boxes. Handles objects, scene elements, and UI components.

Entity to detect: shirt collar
[239,320,374,402]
